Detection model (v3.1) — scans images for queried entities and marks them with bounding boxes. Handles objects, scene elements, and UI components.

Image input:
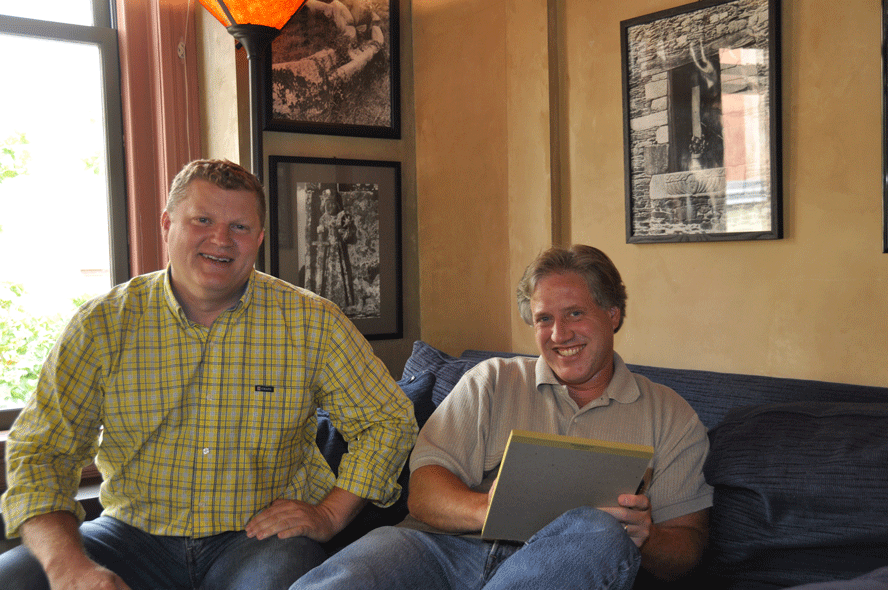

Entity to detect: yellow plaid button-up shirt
[2,269,417,538]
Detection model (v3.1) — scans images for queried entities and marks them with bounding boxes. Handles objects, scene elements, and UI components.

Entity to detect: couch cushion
[402,341,488,406]
[703,401,888,587]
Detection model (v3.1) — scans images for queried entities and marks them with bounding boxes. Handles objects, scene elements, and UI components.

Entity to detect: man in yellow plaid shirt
[0,159,418,590]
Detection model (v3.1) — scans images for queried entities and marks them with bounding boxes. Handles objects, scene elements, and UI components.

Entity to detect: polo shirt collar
[534,351,641,406]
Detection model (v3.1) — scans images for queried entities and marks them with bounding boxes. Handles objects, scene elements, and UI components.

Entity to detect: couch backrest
[407,341,888,430]
[625,364,888,429]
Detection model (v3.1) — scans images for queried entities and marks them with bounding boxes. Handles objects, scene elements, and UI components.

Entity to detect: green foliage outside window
[1,132,30,185]
[0,283,84,408]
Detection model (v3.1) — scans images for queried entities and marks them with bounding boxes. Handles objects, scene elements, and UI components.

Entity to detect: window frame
[0,6,129,432]
[2,0,200,498]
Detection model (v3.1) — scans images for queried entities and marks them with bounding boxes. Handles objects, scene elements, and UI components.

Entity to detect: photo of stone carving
[622,0,780,241]
[269,0,397,135]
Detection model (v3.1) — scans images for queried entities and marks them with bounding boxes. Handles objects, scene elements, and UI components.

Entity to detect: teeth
[202,254,232,262]
[556,346,582,357]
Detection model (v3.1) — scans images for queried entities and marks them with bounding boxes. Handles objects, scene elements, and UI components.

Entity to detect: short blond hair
[166,159,266,227]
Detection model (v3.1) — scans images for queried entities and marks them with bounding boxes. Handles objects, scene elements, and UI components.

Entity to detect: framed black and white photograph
[621,0,782,243]
[883,0,888,253]
[269,156,402,339]
[265,0,400,139]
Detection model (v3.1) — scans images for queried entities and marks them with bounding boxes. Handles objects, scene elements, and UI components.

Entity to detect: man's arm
[19,511,130,590]
[639,509,708,581]
[601,494,709,581]
[244,486,368,543]
[406,464,490,533]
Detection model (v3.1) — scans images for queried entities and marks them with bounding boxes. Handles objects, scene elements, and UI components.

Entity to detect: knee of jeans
[0,544,49,590]
[534,506,626,539]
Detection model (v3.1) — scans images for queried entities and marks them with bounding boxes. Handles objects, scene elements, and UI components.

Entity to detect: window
[0,1,128,429]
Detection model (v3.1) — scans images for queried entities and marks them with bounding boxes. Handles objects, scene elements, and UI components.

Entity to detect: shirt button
[202,448,210,455]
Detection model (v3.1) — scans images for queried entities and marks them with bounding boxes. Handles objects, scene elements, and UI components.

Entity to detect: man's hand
[20,511,131,590]
[598,493,652,548]
[245,487,367,544]
[44,557,130,590]
[601,497,709,582]
[245,499,337,543]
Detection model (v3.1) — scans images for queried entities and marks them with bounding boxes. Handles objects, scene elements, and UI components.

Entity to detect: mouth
[201,253,233,263]
[554,345,584,358]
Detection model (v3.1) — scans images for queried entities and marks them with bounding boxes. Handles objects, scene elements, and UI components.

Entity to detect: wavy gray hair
[516,245,627,332]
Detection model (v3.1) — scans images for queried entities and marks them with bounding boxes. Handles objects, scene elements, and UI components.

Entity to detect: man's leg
[0,516,190,590]
[198,531,328,590]
[483,507,641,590]
[290,526,493,590]
[80,516,191,589]
[0,543,49,590]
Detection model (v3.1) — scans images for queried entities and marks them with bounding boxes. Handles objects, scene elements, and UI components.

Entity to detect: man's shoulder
[467,354,538,376]
[250,271,335,309]
[77,270,165,313]
[451,354,540,396]
[626,368,701,423]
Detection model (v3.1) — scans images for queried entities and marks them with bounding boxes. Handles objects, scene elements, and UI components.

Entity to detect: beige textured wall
[198,2,421,376]
[413,1,515,354]
[415,0,888,387]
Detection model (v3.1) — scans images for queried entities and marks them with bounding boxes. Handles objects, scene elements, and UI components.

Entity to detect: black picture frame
[269,156,402,339]
[264,0,400,139]
[883,0,888,253]
[621,0,782,243]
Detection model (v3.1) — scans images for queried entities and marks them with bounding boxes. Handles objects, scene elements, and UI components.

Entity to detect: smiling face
[530,271,621,404]
[161,178,264,323]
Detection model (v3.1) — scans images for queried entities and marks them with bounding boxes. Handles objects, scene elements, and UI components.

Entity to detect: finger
[618,494,650,511]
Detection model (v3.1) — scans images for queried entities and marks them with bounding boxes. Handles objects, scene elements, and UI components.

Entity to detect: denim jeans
[0,515,327,590]
[291,507,641,590]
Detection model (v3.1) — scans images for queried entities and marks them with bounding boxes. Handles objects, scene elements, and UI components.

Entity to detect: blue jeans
[0,515,327,590]
[291,507,640,590]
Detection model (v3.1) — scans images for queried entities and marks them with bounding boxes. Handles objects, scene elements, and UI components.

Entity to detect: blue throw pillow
[704,401,888,587]
[402,340,488,406]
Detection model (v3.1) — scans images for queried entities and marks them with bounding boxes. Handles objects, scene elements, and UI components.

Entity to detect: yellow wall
[198,3,422,376]
[414,0,888,387]
[200,0,887,386]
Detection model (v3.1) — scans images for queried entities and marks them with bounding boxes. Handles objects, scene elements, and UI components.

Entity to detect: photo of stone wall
[623,0,777,241]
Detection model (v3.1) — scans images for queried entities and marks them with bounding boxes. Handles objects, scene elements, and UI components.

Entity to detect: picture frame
[620,0,782,243]
[883,0,888,253]
[268,156,402,339]
[264,0,400,139]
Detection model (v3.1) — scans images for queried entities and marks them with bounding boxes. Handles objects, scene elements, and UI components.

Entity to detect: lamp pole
[225,24,280,185]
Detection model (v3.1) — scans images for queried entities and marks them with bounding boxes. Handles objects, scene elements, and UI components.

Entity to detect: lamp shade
[198,0,307,30]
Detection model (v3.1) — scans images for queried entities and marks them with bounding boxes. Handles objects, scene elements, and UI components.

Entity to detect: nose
[210,224,234,246]
[551,318,573,343]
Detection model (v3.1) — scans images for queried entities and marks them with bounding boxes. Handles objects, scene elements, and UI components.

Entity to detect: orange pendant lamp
[198,0,307,30]
[198,0,307,182]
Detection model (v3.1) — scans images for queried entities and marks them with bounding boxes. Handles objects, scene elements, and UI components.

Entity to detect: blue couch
[319,341,888,589]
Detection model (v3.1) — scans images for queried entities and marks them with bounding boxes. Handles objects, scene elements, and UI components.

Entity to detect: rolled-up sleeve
[312,304,418,507]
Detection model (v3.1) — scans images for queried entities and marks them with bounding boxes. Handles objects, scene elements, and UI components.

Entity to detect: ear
[160,211,171,243]
[608,307,621,331]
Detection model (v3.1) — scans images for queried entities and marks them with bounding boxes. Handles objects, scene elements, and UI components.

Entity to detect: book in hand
[480,429,654,542]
